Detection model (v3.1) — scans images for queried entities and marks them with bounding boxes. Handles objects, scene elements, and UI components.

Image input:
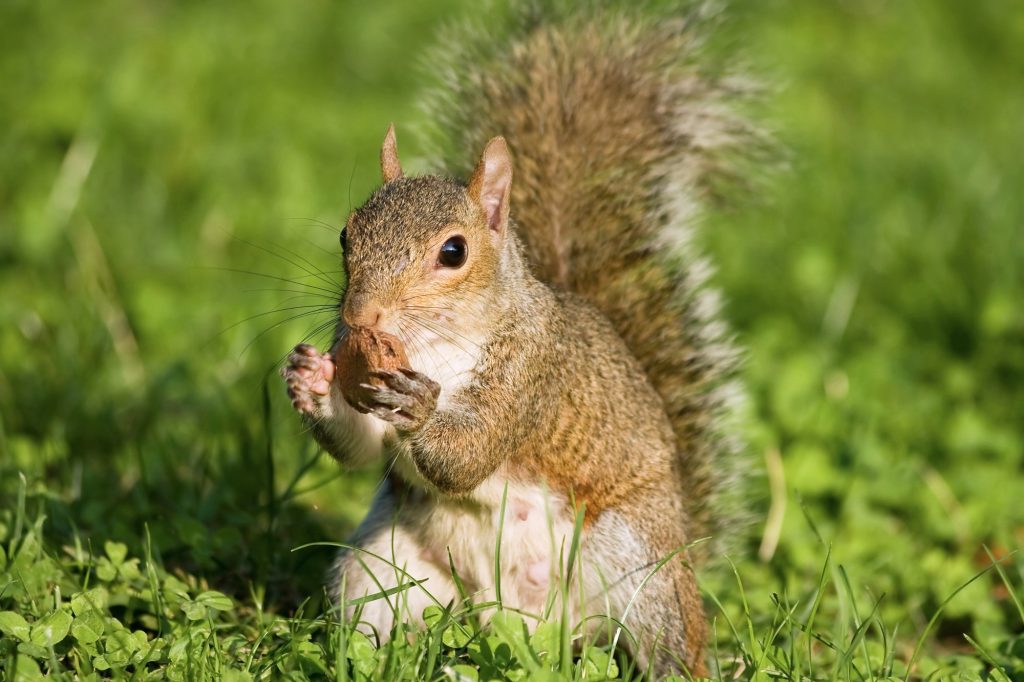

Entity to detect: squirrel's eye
[437,236,468,268]
[339,228,347,252]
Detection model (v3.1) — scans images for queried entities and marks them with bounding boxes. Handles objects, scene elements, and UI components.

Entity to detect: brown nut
[335,328,410,412]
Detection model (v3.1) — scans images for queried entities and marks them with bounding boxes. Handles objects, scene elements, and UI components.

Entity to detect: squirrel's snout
[342,293,385,330]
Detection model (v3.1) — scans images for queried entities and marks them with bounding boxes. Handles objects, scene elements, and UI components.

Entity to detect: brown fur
[312,164,712,674]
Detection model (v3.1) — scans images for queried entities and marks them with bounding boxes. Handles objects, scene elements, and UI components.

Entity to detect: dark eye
[437,236,468,268]
[339,228,347,252]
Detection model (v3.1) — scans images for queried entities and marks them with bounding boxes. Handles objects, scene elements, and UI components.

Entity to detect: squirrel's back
[423,2,758,558]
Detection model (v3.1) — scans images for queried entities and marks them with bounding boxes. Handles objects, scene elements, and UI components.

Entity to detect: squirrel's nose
[343,293,384,329]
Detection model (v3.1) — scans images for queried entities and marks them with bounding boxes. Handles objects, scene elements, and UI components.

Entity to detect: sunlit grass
[1,0,1023,679]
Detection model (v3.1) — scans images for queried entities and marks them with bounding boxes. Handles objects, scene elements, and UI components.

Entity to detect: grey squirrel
[281,3,755,676]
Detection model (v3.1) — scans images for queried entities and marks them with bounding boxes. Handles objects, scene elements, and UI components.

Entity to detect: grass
[1,0,1023,679]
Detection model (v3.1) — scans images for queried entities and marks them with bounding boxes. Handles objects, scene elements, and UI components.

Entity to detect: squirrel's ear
[380,123,403,183]
[468,137,512,235]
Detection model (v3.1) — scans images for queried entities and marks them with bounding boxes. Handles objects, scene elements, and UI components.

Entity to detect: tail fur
[422,1,758,559]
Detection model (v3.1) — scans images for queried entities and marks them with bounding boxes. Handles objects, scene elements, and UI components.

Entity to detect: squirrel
[281,3,755,677]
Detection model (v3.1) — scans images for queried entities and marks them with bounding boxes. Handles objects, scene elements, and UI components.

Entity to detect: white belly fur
[418,475,578,618]
[343,473,646,631]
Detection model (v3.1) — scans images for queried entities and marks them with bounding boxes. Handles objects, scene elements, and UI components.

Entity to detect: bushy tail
[422,2,760,559]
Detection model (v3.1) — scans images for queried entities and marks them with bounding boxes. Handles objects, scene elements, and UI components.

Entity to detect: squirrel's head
[338,125,513,341]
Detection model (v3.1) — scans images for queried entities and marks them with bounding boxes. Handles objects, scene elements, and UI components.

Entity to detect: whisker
[222,304,339,336]
[208,266,343,298]
[231,233,341,293]
[396,320,437,374]
[300,236,344,263]
[398,290,459,304]
[240,308,337,357]
[331,323,351,352]
[402,304,452,312]
[395,319,424,364]
[402,313,469,356]
[300,318,340,349]
[268,315,346,374]
[286,217,341,233]
[401,317,473,381]
[242,287,340,302]
[270,240,342,293]
[405,312,482,353]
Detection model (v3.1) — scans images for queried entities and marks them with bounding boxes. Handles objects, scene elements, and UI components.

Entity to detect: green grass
[2,0,1023,679]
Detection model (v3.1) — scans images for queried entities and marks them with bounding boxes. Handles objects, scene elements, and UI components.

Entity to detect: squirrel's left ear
[380,123,403,183]
[468,137,512,236]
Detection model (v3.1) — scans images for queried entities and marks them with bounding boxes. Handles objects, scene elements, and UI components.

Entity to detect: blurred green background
[1,0,1022,674]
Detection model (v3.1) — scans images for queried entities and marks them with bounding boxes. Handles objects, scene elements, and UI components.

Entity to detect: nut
[335,328,410,411]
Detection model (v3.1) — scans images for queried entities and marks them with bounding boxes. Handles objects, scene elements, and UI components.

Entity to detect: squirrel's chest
[405,334,481,408]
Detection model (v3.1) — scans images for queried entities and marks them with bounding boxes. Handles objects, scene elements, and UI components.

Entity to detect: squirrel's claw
[359,369,440,431]
[369,368,441,399]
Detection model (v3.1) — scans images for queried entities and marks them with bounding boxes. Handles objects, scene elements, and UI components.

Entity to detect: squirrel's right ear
[468,136,512,237]
[380,123,403,183]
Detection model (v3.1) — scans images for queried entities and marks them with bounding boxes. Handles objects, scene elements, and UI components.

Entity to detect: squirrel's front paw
[358,368,440,432]
[282,344,336,417]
